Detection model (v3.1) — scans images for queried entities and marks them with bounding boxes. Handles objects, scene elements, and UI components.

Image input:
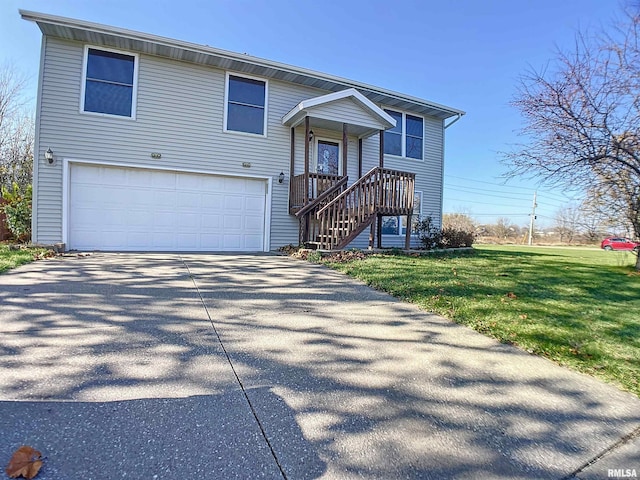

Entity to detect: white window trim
[223,71,268,137]
[383,109,424,161]
[313,137,342,175]
[382,190,423,237]
[80,45,139,120]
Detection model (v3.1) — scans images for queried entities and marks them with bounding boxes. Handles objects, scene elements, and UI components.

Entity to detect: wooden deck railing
[313,167,415,250]
[295,177,348,245]
[289,173,345,212]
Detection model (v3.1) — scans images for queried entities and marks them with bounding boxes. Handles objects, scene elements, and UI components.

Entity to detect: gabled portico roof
[282,88,396,138]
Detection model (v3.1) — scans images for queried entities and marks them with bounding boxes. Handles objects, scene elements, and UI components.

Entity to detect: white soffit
[20,9,465,121]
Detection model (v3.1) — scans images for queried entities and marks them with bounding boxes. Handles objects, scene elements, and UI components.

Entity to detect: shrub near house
[415,216,475,249]
[0,183,32,242]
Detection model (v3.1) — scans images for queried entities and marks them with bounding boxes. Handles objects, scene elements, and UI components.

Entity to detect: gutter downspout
[444,113,463,129]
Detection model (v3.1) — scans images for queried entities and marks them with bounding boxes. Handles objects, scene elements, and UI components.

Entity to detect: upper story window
[225,74,267,135]
[82,47,137,118]
[383,109,424,160]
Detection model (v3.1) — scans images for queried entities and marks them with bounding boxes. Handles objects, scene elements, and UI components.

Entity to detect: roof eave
[20,9,466,120]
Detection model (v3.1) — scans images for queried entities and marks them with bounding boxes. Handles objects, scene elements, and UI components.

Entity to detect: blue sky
[0,0,620,227]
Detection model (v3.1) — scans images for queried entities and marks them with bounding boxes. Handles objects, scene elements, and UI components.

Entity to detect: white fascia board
[282,88,396,129]
[19,10,465,119]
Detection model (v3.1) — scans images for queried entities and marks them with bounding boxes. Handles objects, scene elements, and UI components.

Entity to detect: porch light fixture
[44,148,54,165]
[308,130,314,142]
[278,171,285,184]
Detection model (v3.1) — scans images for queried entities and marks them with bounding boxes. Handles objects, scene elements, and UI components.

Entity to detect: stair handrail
[317,167,380,216]
[295,176,348,218]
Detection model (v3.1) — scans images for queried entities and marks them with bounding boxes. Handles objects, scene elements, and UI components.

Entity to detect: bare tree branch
[502,8,640,268]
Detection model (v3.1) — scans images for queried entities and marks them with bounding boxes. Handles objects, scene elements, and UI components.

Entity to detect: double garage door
[69,164,267,251]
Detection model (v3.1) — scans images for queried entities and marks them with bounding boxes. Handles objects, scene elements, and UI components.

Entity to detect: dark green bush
[415,216,475,250]
[415,216,442,249]
[0,183,32,242]
[441,227,475,248]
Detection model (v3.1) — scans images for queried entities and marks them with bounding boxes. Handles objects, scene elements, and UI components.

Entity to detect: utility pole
[528,191,537,246]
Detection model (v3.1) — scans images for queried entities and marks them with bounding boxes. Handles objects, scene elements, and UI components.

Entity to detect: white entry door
[68,164,267,251]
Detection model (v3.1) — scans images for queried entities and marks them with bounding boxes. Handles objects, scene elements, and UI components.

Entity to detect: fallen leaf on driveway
[5,446,43,479]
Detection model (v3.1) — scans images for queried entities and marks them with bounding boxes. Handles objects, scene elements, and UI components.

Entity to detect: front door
[316,140,340,175]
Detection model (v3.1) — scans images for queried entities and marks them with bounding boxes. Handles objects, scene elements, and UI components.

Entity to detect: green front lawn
[0,245,51,274]
[326,245,640,396]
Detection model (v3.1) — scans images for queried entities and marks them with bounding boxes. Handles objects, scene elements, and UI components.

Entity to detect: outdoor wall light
[278,171,285,184]
[44,148,54,165]
[308,130,314,142]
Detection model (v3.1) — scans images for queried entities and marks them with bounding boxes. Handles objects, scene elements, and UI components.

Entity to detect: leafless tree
[493,217,514,240]
[554,205,580,243]
[577,198,610,242]
[442,213,476,232]
[0,63,33,192]
[503,9,640,269]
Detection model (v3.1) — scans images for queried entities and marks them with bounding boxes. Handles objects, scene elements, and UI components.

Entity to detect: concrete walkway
[0,253,638,479]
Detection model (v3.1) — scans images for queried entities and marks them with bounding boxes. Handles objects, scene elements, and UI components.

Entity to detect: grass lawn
[325,245,640,396]
[0,244,51,274]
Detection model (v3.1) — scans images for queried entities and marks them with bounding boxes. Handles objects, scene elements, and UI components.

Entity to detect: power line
[445,183,533,198]
[445,186,538,202]
[444,212,530,217]
[443,198,531,207]
[444,173,581,202]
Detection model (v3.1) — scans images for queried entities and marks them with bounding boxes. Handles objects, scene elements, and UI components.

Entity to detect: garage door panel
[244,180,265,194]
[223,215,242,230]
[242,234,263,249]
[127,169,152,188]
[244,215,264,231]
[178,213,200,229]
[224,195,244,210]
[153,212,176,230]
[245,196,265,211]
[200,234,221,248]
[223,235,242,249]
[71,184,97,204]
[176,233,198,249]
[151,172,176,188]
[177,192,201,209]
[69,164,266,251]
[127,210,153,228]
[201,214,222,230]
[103,232,128,248]
[102,209,126,227]
[201,193,223,209]
[152,232,175,249]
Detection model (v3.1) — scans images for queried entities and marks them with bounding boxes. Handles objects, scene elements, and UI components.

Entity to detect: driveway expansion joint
[181,257,288,480]
[561,425,640,479]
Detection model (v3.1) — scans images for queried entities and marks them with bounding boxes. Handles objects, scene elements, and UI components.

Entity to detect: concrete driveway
[0,253,638,479]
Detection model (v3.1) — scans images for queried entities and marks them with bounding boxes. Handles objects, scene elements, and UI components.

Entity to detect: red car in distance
[600,237,640,251]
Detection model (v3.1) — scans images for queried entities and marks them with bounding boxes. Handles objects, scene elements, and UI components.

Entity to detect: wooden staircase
[297,167,415,250]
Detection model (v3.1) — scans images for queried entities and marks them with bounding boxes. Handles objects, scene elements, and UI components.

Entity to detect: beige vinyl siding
[35,36,445,250]
[349,115,445,249]
[36,38,319,248]
[305,98,388,131]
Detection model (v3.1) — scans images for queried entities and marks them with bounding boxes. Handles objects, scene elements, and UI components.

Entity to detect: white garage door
[69,164,267,251]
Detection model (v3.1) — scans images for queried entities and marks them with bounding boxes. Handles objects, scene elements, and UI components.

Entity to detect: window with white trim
[82,47,137,117]
[225,74,267,135]
[381,191,422,236]
[383,109,424,159]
